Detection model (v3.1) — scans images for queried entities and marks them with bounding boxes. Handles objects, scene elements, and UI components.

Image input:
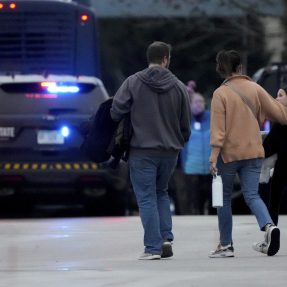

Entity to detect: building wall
[261,16,285,63]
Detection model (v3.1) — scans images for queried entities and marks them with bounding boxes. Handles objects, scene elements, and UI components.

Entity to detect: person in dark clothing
[180,92,212,214]
[110,41,191,260]
[263,86,287,225]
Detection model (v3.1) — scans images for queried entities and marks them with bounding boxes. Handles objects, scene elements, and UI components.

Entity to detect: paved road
[0,215,286,287]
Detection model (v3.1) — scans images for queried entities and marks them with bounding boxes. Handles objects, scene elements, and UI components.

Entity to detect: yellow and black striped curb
[0,162,98,171]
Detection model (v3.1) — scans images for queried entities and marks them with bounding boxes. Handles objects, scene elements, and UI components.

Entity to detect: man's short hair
[146,41,171,65]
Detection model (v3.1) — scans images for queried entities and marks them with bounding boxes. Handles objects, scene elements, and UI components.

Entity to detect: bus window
[0,0,101,77]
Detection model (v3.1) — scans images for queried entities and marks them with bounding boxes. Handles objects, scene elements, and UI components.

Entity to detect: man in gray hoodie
[110,41,191,260]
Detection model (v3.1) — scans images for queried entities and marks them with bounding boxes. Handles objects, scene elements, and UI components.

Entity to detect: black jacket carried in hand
[80,98,131,165]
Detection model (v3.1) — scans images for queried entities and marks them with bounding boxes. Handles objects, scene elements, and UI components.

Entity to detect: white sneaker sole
[138,255,161,260]
[209,252,234,258]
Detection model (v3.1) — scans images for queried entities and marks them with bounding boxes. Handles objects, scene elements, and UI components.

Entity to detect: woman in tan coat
[209,50,287,258]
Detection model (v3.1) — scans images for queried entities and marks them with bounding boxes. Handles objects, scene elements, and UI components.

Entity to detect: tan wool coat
[210,75,287,164]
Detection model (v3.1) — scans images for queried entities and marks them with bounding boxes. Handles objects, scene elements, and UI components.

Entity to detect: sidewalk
[0,215,286,287]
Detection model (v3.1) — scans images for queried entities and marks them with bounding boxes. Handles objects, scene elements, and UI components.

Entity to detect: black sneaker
[266,225,280,256]
[161,240,173,258]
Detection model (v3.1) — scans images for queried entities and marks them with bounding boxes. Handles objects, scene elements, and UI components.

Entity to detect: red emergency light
[80,14,89,22]
[9,3,16,9]
[0,2,17,9]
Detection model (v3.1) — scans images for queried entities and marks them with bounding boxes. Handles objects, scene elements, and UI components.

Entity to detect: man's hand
[210,162,218,176]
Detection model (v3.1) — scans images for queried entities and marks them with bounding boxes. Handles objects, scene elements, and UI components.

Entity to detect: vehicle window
[0,78,108,115]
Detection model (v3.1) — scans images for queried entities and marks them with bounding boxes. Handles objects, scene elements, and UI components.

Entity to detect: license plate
[0,127,15,137]
[37,130,64,144]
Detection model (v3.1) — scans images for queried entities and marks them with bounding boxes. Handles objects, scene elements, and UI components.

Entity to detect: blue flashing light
[60,126,70,137]
[47,85,80,93]
[41,82,80,93]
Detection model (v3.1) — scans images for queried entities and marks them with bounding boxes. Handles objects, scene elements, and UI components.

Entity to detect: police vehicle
[0,75,128,215]
[0,0,129,215]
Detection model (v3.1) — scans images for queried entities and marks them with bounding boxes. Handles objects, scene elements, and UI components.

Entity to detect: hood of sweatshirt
[136,66,178,93]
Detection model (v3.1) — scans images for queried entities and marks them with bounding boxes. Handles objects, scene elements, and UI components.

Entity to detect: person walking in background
[110,41,191,260]
[180,89,212,214]
[209,50,287,258]
[263,86,287,226]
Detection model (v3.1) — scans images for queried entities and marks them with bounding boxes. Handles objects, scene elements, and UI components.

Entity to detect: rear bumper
[0,161,127,193]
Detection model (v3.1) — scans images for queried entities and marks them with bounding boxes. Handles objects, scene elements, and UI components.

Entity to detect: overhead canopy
[89,0,284,18]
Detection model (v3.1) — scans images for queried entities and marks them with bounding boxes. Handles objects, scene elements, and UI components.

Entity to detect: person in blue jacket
[180,92,212,214]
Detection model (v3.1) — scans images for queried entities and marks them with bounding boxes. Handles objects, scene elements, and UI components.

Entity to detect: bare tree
[98,0,282,95]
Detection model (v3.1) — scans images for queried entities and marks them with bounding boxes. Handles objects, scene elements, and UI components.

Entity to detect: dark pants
[169,170,212,215]
[269,171,287,225]
[183,174,212,215]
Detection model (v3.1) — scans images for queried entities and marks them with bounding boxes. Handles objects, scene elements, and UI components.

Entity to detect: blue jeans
[129,153,177,254]
[217,156,274,246]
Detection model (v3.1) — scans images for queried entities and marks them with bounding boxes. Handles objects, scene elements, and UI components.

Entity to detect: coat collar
[222,74,252,85]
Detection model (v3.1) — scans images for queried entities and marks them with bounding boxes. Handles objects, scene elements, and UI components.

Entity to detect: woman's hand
[210,162,218,176]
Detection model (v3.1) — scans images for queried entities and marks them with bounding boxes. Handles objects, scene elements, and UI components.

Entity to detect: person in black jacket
[263,86,287,225]
[110,42,191,260]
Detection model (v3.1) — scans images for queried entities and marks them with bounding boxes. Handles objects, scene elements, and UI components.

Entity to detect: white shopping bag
[212,174,223,208]
[259,154,277,184]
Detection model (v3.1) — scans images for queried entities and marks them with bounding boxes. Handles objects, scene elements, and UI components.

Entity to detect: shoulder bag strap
[224,83,259,125]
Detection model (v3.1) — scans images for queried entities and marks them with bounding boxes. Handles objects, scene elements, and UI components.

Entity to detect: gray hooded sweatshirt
[110,66,191,154]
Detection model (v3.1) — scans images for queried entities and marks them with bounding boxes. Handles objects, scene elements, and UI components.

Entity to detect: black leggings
[269,171,287,225]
